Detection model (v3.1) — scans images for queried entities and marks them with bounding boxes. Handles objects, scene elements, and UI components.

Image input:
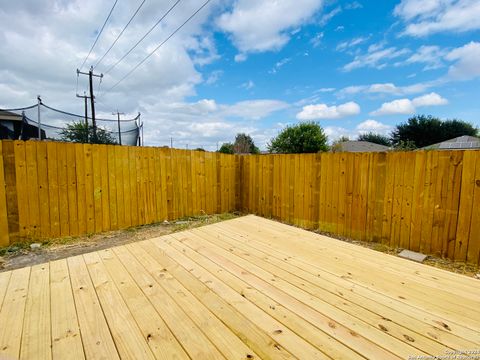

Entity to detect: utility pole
[170,137,173,148]
[76,91,90,127]
[77,66,103,139]
[112,110,125,145]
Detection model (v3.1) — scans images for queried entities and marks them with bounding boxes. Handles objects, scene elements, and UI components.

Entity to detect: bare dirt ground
[0,213,238,272]
[1,213,478,278]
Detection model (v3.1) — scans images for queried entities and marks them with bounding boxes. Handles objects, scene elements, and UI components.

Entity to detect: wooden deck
[0,215,479,359]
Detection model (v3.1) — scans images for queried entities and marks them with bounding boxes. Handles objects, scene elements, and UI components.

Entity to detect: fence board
[0,142,9,246]
[466,152,480,265]
[36,142,50,238]
[57,143,70,237]
[66,144,79,236]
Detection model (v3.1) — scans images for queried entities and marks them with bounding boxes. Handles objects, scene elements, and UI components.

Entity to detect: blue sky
[0,0,479,149]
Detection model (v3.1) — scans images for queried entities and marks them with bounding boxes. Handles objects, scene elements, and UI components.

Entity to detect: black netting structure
[0,102,142,146]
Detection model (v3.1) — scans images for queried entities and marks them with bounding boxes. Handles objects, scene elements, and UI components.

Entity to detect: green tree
[268,121,329,153]
[233,133,259,154]
[194,147,205,152]
[218,142,234,154]
[60,121,117,145]
[357,132,391,146]
[391,115,477,148]
[330,136,350,153]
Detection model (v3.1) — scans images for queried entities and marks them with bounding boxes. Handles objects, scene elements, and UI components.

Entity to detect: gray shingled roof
[421,135,480,150]
[335,141,390,152]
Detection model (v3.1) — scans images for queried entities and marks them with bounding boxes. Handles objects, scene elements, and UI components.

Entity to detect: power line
[103,0,181,75]
[79,0,119,71]
[102,0,211,95]
[94,0,148,69]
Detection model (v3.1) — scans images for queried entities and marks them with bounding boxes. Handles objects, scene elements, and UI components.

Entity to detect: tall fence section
[0,140,478,264]
[0,141,237,247]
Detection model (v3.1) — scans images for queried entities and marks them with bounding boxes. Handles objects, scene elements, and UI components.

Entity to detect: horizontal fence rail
[239,151,480,265]
[0,140,479,265]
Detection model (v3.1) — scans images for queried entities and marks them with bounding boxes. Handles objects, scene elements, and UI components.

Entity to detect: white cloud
[223,99,289,120]
[345,2,363,10]
[269,57,291,74]
[337,81,432,97]
[310,32,324,48]
[319,6,342,26]
[370,92,448,115]
[234,53,247,62]
[445,41,480,80]
[343,47,410,71]
[336,36,370,52]
[395,0,480,36]
[371,99,416,116]
[217,0,323,54]
[240,80,255,90]
[205,70,223,85]
[402,45,446,70]
[324,126,356,142]
[356,119,391,135]
[411,92,448,107]
[296,101,360,120]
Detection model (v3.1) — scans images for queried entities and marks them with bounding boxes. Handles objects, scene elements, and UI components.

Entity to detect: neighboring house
[0,110,45,140]
[420,135,480,150]
[332,140,390,152]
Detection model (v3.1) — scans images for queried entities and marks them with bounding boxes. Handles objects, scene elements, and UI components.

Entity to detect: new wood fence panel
[122,146,132,227]
[445,151,463,259]
[399,152,415,249]
[66,144,79,236]
[0,142,9,246]
[92,144,104,234]
[372,152,386,243]
[466,152,480,265]
[421,151,437,255]
[107,145,118,230]
[74,143,86,235]
[128,147,139,226]
[57,143,70,237]
[99,145,110,232]
[409,151,426,252]
[2,141,19,238]
[36,142,50,238]
[25,142,40,238]
[83,144,95,234]
[14,141,29,237]
[1,140,478,264]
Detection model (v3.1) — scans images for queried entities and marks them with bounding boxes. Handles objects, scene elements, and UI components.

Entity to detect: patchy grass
[0,212,240,272]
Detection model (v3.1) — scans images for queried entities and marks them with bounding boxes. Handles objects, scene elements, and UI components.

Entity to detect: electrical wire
[102,0,211,95]
[103,0,181,75]
[79,0,119,71]
[94,0,148,69]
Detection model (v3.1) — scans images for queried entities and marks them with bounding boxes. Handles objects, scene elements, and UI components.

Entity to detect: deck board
[1,215,479,359]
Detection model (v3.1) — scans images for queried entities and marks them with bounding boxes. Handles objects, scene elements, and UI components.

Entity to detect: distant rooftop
[421,135,480,150]
[334,140,390,153]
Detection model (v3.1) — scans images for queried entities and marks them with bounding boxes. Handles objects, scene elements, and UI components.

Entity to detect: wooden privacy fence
[239,151,480,265]
[0,140,238,246]
[0,140,479,264]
